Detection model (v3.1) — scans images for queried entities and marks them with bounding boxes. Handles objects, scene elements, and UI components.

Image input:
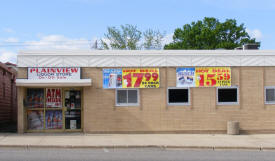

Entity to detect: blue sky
[0,0,274,63]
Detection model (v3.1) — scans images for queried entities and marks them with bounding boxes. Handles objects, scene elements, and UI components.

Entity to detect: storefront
[17,66,91,132]
[16,50,275,134]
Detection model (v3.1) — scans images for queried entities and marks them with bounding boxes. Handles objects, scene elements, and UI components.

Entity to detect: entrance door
[64,89,82,130]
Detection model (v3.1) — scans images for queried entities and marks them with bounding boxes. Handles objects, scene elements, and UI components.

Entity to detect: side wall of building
[0,64,17,124]
[17,67,275,133]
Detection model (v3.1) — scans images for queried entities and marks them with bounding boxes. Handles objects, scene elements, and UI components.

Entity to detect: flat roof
[17,50,275,67]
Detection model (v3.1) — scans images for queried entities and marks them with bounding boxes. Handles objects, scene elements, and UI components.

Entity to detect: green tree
[143,29,164,50]
[103,24,142,50]
[99,24,165,50]
[164,17,260,49]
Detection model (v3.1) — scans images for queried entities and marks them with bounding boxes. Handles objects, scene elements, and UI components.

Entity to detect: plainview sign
[28,67,80,80]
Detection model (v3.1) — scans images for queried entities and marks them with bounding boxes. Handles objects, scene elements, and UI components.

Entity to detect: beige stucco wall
[17,67,275,133]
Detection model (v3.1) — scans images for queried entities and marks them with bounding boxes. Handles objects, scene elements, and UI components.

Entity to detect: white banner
[28,67,80,80]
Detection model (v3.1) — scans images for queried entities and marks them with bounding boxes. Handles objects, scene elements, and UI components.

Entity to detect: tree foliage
[105,24,142,50]
[164,17,260,50]
[93,24,165,50]
[143,29,164,50]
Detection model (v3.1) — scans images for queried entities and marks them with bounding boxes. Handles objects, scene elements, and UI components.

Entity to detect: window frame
[167,87,190,106]
[216,86,239,105]
[264,86,275,104]
[115,89,140,106]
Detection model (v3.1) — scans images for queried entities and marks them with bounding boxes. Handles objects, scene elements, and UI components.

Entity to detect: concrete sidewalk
[1,133,275,150]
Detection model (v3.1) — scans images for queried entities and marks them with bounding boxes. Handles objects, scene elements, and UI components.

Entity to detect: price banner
[195,67,231,87]
[122,68,160,88]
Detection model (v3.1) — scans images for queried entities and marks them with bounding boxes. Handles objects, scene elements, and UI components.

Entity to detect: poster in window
[176,68,195,87]
[195,67,231,87]
[26,89,44,108]
[122,68,160,88]
[103,69,123,88]
[45,110,63,129]
[64,90,81,109]
[27,110,44,130]
[46,88,62,108]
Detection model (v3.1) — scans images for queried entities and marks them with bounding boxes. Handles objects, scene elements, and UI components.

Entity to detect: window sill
[217,102,239,106]
[115,104,140,107]
[167,103,190,106]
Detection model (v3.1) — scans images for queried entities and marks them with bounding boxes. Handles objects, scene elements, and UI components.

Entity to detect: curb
[0,144,266,150]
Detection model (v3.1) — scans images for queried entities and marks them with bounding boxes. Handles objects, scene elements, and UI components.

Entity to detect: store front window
[24,88,82,132]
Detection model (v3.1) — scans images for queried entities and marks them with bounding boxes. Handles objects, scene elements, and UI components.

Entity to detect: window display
[25,88,82,132]
[65,90,81,109]
[27,110,44,130]
[65,110,81,129]
[25,88,44,108]
[45,110,63,129]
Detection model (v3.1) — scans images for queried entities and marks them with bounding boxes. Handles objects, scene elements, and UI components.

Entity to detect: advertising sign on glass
[45,110,63,129]
[46,88,62,108]
[27,110,44,130]
[28,67,80,80]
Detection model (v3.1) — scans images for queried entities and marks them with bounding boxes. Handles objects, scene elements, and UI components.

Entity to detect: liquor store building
[16,50,275,134]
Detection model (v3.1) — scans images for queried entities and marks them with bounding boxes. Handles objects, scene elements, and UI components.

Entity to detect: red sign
[46,88,62,108]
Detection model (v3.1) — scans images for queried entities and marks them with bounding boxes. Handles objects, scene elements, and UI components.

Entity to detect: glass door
[64,89,82,130]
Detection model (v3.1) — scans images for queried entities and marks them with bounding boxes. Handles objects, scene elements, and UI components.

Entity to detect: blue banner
[176,68,195,87]
[103,69,122,88]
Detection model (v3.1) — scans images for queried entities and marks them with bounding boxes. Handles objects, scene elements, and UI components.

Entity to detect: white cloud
[0,50,17,63]
[24,34,91,50]
[4,37,19,43]
[246,29,263,40]
[2,28,15,33]
[162,33,173,47]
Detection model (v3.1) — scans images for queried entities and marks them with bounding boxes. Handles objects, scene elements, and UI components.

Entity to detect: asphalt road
[1,147,275,161]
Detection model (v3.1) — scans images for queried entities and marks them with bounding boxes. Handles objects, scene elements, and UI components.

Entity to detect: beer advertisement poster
[176,68,195,87]
[103,69,123,88]
[195,67,231,87]
[46,88,62,108]
[45,110,63,129]
[27,110,44,130]
[122,68,160,88]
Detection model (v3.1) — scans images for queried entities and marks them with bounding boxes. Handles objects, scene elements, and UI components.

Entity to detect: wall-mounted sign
[176,68,195,87]
[195,67,231,87]
[122,68,159,88]
[103,68,159,88]
[103,69,122,88]
[176,67,231,87]
[28,67,80,80]
[46,88,62,108]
